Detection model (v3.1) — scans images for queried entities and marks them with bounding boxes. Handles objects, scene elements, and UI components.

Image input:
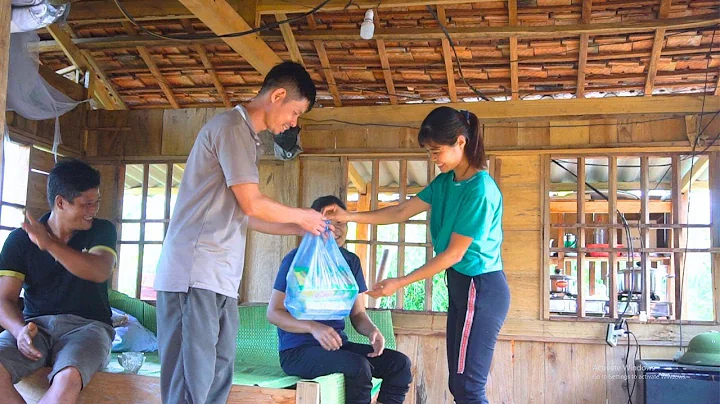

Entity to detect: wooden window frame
[118,162,178,299]
[343,155,499,313]
[542,152,720,324]
[0,140,31,235]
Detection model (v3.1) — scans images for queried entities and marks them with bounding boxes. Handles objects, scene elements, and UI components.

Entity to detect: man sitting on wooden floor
[0,160,117,404]
[267,195,412,404]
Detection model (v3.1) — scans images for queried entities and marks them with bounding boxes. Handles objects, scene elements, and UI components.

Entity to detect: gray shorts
[0,314,115,388]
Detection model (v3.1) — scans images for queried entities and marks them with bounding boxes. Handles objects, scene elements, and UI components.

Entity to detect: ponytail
[464,111,487,170]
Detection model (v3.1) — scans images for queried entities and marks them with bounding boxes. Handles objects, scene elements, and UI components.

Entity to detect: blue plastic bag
[285,232,359,320]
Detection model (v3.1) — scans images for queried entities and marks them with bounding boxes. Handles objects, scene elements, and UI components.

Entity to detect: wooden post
[397,160,407,308]
[369,160,379,307]
[709,152,720,323]
[425,160,434,311]
[576,157,586,317]
[609,156,618,318]
[672,155,686,319]
[137,164,149,298]
[164,163,173,236]
[641,156,651,316]
[295,381,320,404]
[541,155,551,319]
[0,0,9,215]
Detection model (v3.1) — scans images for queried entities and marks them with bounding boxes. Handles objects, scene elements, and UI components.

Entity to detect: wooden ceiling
[36,0,720,110]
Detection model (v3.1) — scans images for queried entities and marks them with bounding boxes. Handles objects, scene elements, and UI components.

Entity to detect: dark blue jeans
[446,268,510,404]
[279,341,411,404]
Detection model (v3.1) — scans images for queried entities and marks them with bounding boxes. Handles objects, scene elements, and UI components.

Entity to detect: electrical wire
[426,5,492,101]
[112,0,332,41]
[301,117,420,128]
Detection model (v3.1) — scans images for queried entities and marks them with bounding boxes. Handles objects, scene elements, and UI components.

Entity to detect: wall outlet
[606,322,626,347]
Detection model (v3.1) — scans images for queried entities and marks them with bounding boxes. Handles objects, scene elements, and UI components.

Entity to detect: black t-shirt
[0,213,117,325]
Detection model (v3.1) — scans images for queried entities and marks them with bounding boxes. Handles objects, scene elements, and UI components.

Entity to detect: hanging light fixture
[360,9,375,40]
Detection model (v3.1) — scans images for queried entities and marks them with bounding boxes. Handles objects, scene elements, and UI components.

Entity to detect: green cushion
[108,289,158,334]
[107,290,391,402]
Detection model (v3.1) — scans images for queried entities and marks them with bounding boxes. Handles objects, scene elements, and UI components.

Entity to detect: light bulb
[360,9,374,40]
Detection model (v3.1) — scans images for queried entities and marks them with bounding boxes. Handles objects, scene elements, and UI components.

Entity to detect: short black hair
[311,195,346,213]
[259,61,316,111]
[47,159,101,208]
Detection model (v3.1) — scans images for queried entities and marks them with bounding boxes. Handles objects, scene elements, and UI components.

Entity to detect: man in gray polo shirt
[154,61,327,404]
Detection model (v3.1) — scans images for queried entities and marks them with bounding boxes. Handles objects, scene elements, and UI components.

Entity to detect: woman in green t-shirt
[325,106,510,404]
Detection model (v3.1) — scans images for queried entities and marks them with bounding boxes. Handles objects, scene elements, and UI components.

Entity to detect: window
[0,140,31,247]
[345,158,447,311]
[117,163,184,299]
[545,154,717,322]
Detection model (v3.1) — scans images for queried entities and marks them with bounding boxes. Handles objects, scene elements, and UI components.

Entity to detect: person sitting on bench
[267,195,412,404]
[0,160,117,404]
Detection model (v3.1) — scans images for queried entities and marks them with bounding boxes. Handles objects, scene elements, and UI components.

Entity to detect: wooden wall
[394,335,681,404]
[242,159,300,302]
[33,107,719,404]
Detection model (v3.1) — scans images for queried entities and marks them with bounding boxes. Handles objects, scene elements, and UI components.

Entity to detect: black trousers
[279,341,412,404]
[446,269,510,404]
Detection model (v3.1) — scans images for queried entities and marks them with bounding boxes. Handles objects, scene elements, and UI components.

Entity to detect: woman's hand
[367,278,405,298]
[322,204,352,223]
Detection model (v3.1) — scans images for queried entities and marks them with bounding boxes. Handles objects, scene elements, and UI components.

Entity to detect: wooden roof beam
[177,0,282,75]
[348,163,368,194]
[437,6,457,103]
[308,15,341,107]
[374,9,397,105]
[508,0,519,100]
[271,15,719,40]
[66,0,494,23]
[38,16,719,51]
[194,44,232,107]
[275,13,304,65]
[46,24,125,110]
[644,0,672,97]
[680,155,709,193]
[301,95,720,124]
[576,0,592,98]
[257,0,500,14]
[122,22,182,108]
[38,65,86,101]
[376,40,398,105]
[136,47,180,109]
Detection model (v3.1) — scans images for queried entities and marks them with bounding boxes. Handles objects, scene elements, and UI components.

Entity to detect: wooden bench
[15,290,395,403]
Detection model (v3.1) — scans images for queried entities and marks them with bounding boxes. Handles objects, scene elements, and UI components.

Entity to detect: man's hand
[22,213,57,251]
[297,209,328,236]
[17,322,42,361]
[367,328,385,358]
[309,322,343,351]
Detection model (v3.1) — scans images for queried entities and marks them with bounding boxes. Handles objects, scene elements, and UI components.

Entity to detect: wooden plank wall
[241,159,301,302]
[6,108,86,157]
[300,116,691,152]
[395,335,681,404]
[81,108,697,159]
